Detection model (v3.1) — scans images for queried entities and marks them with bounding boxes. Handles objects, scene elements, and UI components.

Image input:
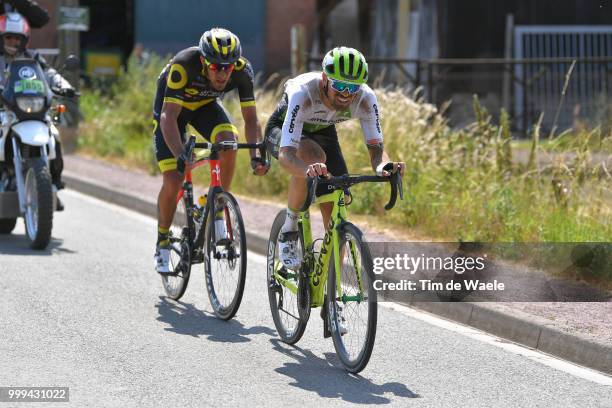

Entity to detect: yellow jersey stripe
[210,123,238,143]
[158,158,177,172]
[240,100,256,108]
[163,97,214,111]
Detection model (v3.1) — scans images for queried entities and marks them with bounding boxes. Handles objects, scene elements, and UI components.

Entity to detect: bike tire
[204,191,246,320]
[161,198,192,300]
[327,222,377,373]
[267,210,309,344]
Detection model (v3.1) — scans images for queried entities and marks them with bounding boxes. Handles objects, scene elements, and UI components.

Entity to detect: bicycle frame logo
[312,218,334,287]
[211,162,221,186]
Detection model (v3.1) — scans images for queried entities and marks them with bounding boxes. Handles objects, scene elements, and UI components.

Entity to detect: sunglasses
[205,59,235,72]
[329,79,361,94]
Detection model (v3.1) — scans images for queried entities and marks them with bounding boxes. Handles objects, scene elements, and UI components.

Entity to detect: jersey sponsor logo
[288,104,300,133]
[185,88,199,95]
[373,104,381,134]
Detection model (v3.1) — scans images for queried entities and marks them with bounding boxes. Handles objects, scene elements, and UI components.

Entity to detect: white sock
[281,208,299,233]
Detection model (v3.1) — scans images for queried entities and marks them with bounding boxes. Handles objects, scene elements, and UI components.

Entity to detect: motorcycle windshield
[2,59,50,102]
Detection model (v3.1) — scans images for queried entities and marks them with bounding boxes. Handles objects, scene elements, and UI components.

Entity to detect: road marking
[381,302,612,386]
[65,188,612,386]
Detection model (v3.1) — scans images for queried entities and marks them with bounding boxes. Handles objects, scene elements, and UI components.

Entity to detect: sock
[157,226,170,247]
[281,208,299,233]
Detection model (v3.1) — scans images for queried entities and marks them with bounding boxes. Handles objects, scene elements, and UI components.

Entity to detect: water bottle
[193,194,206,220]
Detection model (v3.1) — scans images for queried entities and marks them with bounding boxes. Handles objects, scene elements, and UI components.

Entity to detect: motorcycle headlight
[16,96,45,113]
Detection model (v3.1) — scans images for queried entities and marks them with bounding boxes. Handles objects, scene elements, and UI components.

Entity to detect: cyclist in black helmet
[153,27,269,274]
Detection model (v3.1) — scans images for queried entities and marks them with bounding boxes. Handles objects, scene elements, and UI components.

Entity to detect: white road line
[65,188,612,386]
[381,302,612,386]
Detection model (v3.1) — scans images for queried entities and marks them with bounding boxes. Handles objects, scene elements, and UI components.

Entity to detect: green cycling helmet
[322,46,368,84]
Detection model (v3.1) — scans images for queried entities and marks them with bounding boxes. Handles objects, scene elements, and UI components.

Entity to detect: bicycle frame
[175,148,230,258]
[273,189,364,308]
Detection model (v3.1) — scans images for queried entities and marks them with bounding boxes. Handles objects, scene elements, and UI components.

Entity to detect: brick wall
[265,0,317,77]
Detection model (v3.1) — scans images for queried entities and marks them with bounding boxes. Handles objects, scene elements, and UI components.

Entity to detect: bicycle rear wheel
[161,198,192,300]
[267,210,309,344]
[327,222,377,373]
[204,192,246,320]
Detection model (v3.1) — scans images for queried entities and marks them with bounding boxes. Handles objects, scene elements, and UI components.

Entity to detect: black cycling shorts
[264,94,349,196]
[153,100,238,173]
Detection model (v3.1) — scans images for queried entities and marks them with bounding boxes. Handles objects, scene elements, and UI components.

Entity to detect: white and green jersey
[280,72,383,149]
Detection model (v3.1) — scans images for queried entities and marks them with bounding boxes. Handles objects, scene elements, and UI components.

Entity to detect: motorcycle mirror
[62,55,80,72]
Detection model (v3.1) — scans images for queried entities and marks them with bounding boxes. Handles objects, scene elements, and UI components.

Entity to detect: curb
[62,171,612,376]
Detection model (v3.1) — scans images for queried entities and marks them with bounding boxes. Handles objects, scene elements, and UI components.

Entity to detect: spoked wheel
[327,222,377,373]
[161,199,192,300]
[204,192,246,320]
[267,210,309,344]
[24,158,53,250]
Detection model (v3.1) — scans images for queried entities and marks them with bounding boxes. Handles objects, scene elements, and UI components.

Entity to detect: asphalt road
[0,190,610,407]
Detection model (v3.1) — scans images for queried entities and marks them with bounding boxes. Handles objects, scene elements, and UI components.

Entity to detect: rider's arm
[160,102,185,159]
[241,105,262,158]
[358,87,401,176]
[234,59,262,156]
[278,90,310,177]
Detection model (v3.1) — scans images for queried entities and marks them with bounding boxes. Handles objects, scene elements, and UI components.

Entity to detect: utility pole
[58,0,84,148]
[59,0,80,92]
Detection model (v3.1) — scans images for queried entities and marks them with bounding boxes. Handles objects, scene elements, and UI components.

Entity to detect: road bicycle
[267,172,403,372]
[162,135,267,320]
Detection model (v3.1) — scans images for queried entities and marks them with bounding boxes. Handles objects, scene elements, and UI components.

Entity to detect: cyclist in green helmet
[264,46,405,269]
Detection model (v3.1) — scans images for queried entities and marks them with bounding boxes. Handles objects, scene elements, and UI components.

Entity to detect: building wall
[265,0,317,77]
[28,0,59,49]
[135,0,267,73]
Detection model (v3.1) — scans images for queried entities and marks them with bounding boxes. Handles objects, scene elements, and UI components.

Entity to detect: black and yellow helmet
[322,46,368,84]
[199,28,241,65]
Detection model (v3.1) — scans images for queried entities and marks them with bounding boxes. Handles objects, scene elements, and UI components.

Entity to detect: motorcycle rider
[0,12,75,206]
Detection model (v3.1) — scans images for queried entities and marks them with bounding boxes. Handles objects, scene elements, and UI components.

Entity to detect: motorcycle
[0,55,78,249]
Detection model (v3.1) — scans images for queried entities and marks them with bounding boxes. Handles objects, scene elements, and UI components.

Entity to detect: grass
[78,58,612,250]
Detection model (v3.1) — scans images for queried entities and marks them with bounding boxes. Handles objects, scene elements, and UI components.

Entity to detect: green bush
[78,60,612,245]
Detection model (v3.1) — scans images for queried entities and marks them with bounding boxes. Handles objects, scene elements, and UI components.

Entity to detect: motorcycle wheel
[24,158,54,249]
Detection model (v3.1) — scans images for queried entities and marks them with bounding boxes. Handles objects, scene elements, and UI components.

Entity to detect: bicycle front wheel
[161,198,192,300]
[327,222,377,373]
[204,191,247,320]
[267,210,309,344]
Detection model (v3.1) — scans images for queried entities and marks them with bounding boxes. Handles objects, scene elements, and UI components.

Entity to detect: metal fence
[307,55,612,133]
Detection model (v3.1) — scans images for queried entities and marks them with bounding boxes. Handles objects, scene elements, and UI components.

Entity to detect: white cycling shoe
[278,231,302,269]
[154,246,171,274]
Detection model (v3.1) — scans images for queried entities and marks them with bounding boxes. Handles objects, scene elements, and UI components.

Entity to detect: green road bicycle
[267,172,403,373]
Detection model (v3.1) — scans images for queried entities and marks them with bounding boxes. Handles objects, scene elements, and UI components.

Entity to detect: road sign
[58,6,89,31]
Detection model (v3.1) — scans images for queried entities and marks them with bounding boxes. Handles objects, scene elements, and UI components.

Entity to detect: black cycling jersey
[153,46,255,115]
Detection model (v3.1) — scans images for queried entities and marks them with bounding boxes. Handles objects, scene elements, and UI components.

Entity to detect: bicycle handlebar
[178,135,268,173]
[300,172,404,212]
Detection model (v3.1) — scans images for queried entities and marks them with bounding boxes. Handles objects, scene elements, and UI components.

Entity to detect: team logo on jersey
[373,104,381,133]
[288,105,300,133]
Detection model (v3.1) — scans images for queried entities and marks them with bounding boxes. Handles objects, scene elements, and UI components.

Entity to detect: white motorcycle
[0,55,78,249]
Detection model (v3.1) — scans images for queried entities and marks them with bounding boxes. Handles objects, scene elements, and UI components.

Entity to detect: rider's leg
[215,130,238,190]
[277,139,326,269]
